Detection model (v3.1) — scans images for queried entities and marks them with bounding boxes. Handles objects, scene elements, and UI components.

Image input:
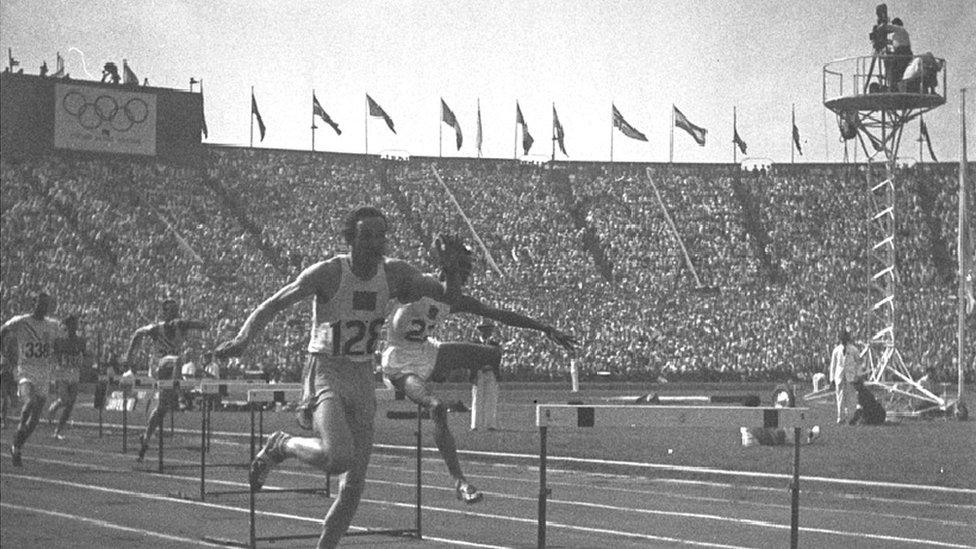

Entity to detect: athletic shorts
[17,364,53,398]
[311,354,376,421]
[381,340,441,382]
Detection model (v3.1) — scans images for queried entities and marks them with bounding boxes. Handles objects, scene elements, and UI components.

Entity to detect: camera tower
[822,53,951,417]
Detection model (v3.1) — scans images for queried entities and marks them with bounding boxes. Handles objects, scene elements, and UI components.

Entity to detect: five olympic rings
[62,91,149,132]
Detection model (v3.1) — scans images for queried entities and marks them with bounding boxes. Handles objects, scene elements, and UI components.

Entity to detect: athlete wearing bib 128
[214,207,467,549]
[381,276,578,504]
[1,291,64,467]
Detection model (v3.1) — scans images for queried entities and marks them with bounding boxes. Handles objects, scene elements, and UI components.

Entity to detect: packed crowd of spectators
[1,148,973,385]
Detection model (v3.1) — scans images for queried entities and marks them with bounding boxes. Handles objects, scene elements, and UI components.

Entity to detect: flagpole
[791,104,795,164]
[957,86,968,404]
[439,99,443,158]
[610,103,615,165]
[733,106,738,164]
[250,86,254,149]
[477,98,482,159]
[669,105,674,164]
[311,90,316,152]
[364,94,368,155]
[551,103,556,163]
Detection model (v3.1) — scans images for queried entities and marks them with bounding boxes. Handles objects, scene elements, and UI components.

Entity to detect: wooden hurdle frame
[534,404,813,549]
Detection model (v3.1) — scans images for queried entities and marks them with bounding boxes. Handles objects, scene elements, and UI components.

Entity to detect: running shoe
[455,480,484,504]
[136,434,149,462]
[250,430,289,491]
[53,430,66,441]
[11,445,22,467]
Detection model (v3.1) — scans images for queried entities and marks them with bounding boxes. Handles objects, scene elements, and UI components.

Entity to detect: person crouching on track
[380,243,577,503]
[124,299,208,461]
[849,378,886,425]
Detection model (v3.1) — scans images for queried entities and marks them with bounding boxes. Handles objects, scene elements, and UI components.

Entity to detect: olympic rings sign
[61,91,149,132]
[54,83,156,155]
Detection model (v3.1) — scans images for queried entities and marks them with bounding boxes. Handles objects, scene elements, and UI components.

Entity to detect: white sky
[1,0,974,162]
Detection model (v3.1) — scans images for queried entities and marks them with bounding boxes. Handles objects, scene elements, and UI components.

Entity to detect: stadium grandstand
[3,135,972,385]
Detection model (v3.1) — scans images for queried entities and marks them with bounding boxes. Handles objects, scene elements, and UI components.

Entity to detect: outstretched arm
[124,325,152,367]
[453,295,578,351]
[214,262,329,359]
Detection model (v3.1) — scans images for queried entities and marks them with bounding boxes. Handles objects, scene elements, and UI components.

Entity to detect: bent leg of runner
[396,373,469,482]
[56,382,78,435]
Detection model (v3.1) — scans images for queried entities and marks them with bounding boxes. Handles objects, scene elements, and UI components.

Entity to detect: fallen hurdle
[534,404,813,549]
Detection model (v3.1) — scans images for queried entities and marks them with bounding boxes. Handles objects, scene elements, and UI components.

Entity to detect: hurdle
[196,381,311,501]
[227,386,423,549]
[534,404,813,549]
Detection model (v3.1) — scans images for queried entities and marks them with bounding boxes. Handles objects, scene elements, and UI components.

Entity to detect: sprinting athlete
[124,299,207,461]
[1,291,64,466]
[47,315,90,439]
[215,207,467,549]
[381,265,577,503]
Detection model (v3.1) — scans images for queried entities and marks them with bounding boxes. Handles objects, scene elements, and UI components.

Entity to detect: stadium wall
[1,72,204,164]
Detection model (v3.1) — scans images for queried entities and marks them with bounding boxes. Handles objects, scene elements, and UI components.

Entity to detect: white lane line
[57,419,975,495]
[0,502,227,547]
[0,469,507,549]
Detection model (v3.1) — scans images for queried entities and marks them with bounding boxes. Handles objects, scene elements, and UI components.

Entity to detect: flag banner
[612,104,648,141]
[251,93,266,141]
[200,91,208,139]
[366,94,396,134]
[313,93,342,135]
[476,99,483,157]
[553,105,567,156]
[123,60,138,85]
[54,82,156,156]
[674,106,707,146]
[7,48,18,69]
[516,102,533,154]
[441,98,462,150]
[920,119,937,162]
[792,123,803,155]
[52,52,65,78]
[733,127,747,154]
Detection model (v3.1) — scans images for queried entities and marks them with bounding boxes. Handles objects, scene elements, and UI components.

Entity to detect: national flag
[441,98,462,150]
[920,118,937,162]
[552,105,567,156]
[733,126,747,154]
[200,80,208,139]
[313,93,342,135]
[52,52,65,78]
[123,59,138,85]
[476,99,483,157]
[251,92,266,141]
[516,102,534,155]
[612,104,647,141]
[7,48,18,70]
[366,94,396,134]
[792,122,803,155]
[673,106,707,146]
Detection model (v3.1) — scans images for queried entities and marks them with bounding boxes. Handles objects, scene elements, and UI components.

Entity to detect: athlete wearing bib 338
[382,276,578,504]
[215,207,465,549]
[1,291,63,467]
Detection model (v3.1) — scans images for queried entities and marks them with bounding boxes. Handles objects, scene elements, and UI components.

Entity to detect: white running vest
[387,296,450,348]
[308,255,391,361]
